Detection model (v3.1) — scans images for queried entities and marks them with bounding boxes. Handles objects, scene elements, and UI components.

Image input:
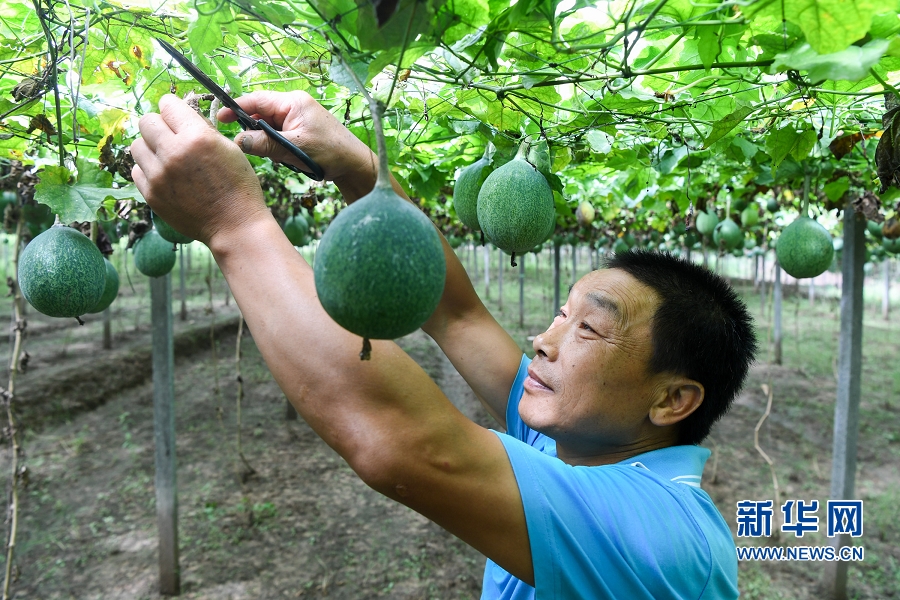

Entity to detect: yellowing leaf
[789,98,816,111]
[98,108,130,143]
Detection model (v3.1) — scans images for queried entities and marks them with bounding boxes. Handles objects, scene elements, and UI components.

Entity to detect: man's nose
[532,325,560,360]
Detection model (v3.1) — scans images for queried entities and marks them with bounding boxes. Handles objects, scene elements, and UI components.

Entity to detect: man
[131,90,757,599]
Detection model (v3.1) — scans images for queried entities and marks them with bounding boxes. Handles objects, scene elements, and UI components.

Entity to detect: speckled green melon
[134,228,177,277]
[283,213,311,247]
[695,210,718,236]
[88,257,119,313]
[775,217,834,279]
[713,219,743,250]
[453,157,490,232]
[152,211,193,244]
[18,226,106,318]
[313,185,446,340]
[741,206,759,227]
[476,158,555,255]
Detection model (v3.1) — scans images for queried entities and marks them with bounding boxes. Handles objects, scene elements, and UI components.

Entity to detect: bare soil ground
[0,254,897,599]
[4,301,491,600]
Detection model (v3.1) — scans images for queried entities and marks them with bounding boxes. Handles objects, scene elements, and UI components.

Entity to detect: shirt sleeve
[494,437,716,599]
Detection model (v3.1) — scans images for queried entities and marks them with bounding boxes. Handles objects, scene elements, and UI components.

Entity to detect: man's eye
[556,309,566,318]
[580,322,595,333]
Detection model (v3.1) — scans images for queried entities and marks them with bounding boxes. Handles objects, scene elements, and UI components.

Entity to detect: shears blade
[154,38,324,180]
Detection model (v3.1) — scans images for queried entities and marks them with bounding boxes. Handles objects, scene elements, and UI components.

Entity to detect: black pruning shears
[156,38,324,181]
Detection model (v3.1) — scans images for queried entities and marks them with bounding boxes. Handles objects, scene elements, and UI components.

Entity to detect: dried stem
[234,316,254,480]
[755,382,781,540]
[206,255,224,426]
[3,217,26,600]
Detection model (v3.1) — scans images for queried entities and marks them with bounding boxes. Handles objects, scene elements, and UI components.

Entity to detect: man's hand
[218,91,378,201]
[131,94,270,246]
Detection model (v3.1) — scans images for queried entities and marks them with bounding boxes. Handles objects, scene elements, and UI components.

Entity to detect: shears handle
[255,119,325,181]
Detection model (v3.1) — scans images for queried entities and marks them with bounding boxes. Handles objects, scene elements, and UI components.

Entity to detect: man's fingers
[235,130,284,161]
[158,93,211,134]
[129,139,158,198]
[136,113,167,152]
[222,91,286,127]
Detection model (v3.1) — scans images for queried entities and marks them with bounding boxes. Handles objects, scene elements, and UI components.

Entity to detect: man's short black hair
[603,249,757,445]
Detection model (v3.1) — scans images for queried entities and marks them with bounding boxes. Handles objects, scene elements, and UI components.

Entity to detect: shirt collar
[619,445,710,488]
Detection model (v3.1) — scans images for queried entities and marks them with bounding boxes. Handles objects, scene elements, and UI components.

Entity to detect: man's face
[519,268,673,464]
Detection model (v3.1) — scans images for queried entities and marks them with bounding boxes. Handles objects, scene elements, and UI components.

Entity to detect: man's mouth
[525,367,553,392]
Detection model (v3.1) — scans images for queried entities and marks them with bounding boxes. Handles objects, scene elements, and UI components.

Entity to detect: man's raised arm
[129,93,534,583]
[218,91,523,428]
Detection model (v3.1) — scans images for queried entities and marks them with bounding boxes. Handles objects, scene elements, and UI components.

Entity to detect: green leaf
[732,136,759,160]
[653,147,687,175]
[786,0,883,55]
[657,0,704,22]
[703,106,754,148]
[367,43,431,81]
[791,128,818,161]
[688,95,736,124]
[34,164,141,224]
[606,149,638,171]
[330,58,370,92]
[552,146,572,172]
[355,0,438,52]
[766,125,802,175]
[586,130,613,154]
[527,138,552,178]
[212,54,242,97]
[546,173,564,195]
[772,40,891,82]
[439,0,491,45]
[187,3,237,59]
[890,37,900,58]
[407,164,446,201]
[241,0,296,27]
[696,25,720,71]
[824,176,850,201]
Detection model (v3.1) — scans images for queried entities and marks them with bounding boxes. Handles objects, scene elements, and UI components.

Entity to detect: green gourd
[775,217,834,279]
[313,95,445,358]
[88,257,120,313]
[134,228,177,277]
[152,211,194,244]
[18,226,106,318]
[283,213,311,247]
[476,145,556,265]
[453,155,490,232]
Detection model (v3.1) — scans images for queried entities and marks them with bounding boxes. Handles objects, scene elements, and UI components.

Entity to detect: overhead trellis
[0,0,898,233]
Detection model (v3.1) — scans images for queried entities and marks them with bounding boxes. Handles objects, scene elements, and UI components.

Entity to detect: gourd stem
[368,99,391,190]
[802,173,810,218]
[514,140,530,161]
[334,52,391,191]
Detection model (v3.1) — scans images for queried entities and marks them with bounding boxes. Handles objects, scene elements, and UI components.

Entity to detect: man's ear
[649,379,704,427]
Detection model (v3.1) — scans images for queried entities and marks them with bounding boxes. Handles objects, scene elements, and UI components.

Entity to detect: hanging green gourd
[313,62,446,360]
[453,147,491,234]
[775,186,833,279]
[476,141,556,267]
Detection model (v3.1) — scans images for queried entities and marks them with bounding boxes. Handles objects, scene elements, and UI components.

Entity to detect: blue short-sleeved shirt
[481,355,738,600]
